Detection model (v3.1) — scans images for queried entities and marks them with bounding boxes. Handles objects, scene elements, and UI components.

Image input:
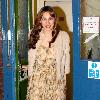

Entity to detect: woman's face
[41,12,55,32]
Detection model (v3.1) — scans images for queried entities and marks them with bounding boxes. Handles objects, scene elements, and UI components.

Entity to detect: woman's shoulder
[28,48,36,56]
[59,30,70,40]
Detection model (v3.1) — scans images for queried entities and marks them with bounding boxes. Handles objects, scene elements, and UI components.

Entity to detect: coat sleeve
[64,32,70,74]
[27,49,36,77]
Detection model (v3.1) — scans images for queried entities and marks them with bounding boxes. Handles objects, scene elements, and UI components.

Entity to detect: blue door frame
[1,0,16,100]
[73,0,100,100]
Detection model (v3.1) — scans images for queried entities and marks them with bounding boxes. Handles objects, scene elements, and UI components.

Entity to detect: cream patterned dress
[26,44,66,100]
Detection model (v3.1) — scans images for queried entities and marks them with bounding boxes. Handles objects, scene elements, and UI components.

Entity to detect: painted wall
[32,0,73,32]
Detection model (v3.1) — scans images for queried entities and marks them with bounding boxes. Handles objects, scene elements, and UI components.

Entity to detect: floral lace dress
[26,45,66,100]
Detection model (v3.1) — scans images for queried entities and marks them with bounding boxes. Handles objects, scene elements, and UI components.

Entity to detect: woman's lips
[45,25,51,28]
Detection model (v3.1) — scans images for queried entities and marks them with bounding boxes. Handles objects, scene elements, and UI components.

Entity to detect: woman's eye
[49,17,54,20]
[41,17,54,21]
[41,18,46,21]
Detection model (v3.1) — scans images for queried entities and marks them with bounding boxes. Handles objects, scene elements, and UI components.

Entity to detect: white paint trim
[37,0,72,12]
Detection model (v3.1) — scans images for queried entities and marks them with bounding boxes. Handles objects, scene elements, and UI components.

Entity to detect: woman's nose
[46,19,50,24]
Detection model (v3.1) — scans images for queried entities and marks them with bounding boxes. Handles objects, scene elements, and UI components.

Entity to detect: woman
[26,6,70,100]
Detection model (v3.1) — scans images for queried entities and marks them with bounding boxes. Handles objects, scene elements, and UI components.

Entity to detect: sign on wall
[83,17,99,33]
[88,61,100,79]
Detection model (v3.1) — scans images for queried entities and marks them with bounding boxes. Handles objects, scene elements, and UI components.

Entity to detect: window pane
[80,0,100,60]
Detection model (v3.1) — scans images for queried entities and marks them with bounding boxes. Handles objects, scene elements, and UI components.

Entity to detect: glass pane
[80,0,100,60]
[17,1,29,100]
[18,0,28,65]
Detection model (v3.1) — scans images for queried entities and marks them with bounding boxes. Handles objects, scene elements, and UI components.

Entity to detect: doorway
[37,0,73,100]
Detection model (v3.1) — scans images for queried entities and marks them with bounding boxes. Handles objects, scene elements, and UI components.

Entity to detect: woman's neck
[42,29,52,35]
[39,29,53,46]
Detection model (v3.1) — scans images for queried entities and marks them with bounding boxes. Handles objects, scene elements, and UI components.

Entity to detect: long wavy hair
[29,6,61,49]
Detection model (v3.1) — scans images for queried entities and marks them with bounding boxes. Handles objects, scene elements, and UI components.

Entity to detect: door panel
[1,0,16,99]
[73,0,100,100]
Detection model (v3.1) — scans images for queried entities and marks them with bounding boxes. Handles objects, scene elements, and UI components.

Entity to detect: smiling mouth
[45,25,51,28]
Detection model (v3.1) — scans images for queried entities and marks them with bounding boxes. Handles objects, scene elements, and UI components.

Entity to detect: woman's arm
[27,49,36,77]
[64,32,70,74]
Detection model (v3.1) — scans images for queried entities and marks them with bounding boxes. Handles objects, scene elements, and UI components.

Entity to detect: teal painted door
[73,0,100,100]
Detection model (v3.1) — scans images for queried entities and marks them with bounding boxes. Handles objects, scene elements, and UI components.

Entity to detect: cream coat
[27,30,70,80]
